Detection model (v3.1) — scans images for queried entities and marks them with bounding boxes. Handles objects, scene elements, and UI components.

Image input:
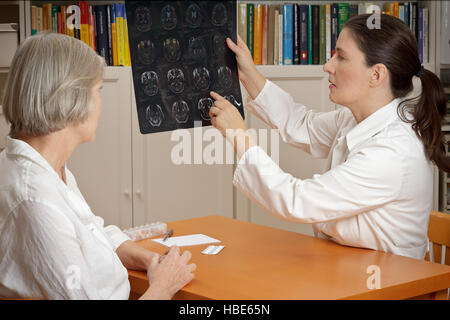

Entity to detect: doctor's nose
[323,54,335,74]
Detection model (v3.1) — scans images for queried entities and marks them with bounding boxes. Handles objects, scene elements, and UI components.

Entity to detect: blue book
[299,5,308,65]
[418,8,423,63]
[404,2,410,27]
[399,4,405,24]
[308,5,312,65]
[331,4,338,57]
[283,4,294,65]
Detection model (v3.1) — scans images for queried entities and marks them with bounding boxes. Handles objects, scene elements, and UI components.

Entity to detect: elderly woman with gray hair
[0,33,195,299]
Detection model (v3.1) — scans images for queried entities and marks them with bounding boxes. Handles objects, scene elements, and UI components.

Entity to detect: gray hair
[1,32,105,137]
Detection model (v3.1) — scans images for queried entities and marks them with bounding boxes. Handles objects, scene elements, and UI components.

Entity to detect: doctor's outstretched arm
[226,35,266,100]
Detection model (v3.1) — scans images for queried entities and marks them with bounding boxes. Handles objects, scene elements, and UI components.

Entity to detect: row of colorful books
[238,2,429,66]
[30,1,130,66]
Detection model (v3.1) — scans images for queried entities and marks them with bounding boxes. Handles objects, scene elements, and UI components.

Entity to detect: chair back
[427,210,450,300]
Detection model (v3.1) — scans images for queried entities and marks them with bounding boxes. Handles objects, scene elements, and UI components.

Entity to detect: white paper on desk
[152,234,220,247]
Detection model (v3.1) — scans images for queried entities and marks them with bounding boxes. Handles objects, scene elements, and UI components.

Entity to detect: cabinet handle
[135,190,142,197]
[123,189,130,197]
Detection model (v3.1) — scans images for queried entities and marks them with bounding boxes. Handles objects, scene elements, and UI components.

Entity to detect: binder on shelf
[95,5,109,66]
[262,4,268,65]
[247,3,254,58]
[267,5,276,65]
[319,5,326,65]
[312,5,319,65]
[331,3,338,58]
[283,4,293,65]
[442,1,450,64]
[238,2,247,44]
[293,4,300,65]
[299,4,308,65]
[274,8,279,65]
[110,3,118,66]
[307,5,312,65]
[253,4,262,65]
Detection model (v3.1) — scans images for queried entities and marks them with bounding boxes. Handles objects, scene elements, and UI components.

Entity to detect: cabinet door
[236,66,335,236]
[131,86,234,226]
[68,67,133,229]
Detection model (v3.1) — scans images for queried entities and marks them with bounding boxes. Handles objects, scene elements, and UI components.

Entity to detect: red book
[262,5,268,65]
[57,12,62,34]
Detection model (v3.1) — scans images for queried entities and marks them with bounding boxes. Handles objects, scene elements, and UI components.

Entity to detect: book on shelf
[238,1,430,65]
[30,2,131,67]
[283,4,294,65]
[253,4,263,65]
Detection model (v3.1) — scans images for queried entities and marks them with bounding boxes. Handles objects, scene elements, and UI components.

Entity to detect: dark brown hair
[344,13,449,172]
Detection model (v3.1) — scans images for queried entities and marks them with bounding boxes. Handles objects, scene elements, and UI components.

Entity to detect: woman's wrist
[233,131,257,160]
[240,69,266,100]
[140,283,172,300]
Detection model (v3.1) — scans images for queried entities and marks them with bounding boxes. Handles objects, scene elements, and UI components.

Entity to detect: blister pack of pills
[123,222,167,241]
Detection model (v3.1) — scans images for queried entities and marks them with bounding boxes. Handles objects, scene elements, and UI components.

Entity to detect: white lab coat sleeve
[3,200,101,299]
[92,216,131,251]
[244,80,346,158]
[233,141,403,224]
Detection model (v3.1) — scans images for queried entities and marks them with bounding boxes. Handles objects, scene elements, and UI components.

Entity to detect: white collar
[5,136,63,180]
[346,98,402,152]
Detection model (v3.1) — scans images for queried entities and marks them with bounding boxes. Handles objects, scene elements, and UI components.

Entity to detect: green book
[247,4,254,58]
[52,6,58,33]
[319,5,326,65]
[308,5,312,65]
[338,3,349,35]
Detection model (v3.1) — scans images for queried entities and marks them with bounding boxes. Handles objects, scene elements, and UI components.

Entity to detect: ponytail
[399,69,450,172]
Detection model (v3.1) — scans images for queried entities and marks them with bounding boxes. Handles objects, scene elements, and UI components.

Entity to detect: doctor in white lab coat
[209,14,450,260]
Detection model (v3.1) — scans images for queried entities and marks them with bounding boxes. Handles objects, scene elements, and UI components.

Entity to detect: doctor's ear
[368,63,389,87]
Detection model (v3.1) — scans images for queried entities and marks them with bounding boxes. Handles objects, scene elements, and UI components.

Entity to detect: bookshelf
[0,1,447,234]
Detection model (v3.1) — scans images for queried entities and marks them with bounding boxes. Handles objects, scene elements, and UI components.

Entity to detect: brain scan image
[198,97,213,120]
[146,104,164,127]
[167,68,185,94]
[137,40,156,65]
[224,95,242,108]
[185,3,202,28]
[161,5,177,30]
[172,99,190,123]
[140,71,159,97]
[163,37,181,63]
[211,3,227,26]
[188,36,207,59]
[135,6,152,32]
[212,33,227,56]
[193,67,211,91]
[217,66,233,89]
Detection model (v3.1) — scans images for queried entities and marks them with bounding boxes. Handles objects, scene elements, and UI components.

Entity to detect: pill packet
[201,245,225,255]
[123,222,167,241]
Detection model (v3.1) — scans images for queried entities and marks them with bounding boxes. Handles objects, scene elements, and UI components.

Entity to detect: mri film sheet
[125,1,244,134]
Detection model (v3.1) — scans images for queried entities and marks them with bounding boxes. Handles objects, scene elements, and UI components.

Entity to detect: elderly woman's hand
[143,246,196,300]
[209,91,257,159]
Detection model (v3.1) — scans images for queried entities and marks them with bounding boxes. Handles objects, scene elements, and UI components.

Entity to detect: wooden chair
[424,210,450,300]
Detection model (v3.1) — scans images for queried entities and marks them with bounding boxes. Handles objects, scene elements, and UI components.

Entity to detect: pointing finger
[209,91,227,102]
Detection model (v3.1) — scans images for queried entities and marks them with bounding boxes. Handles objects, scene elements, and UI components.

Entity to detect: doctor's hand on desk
[209,91,257,159]
[139,246,196,300]
[226,35,266,100]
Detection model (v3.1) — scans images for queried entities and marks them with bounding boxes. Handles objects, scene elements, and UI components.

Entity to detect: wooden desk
[128,215,450,300]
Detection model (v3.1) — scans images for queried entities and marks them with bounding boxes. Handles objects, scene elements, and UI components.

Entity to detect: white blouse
[0,137,131,299]
[233,80,432,260]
